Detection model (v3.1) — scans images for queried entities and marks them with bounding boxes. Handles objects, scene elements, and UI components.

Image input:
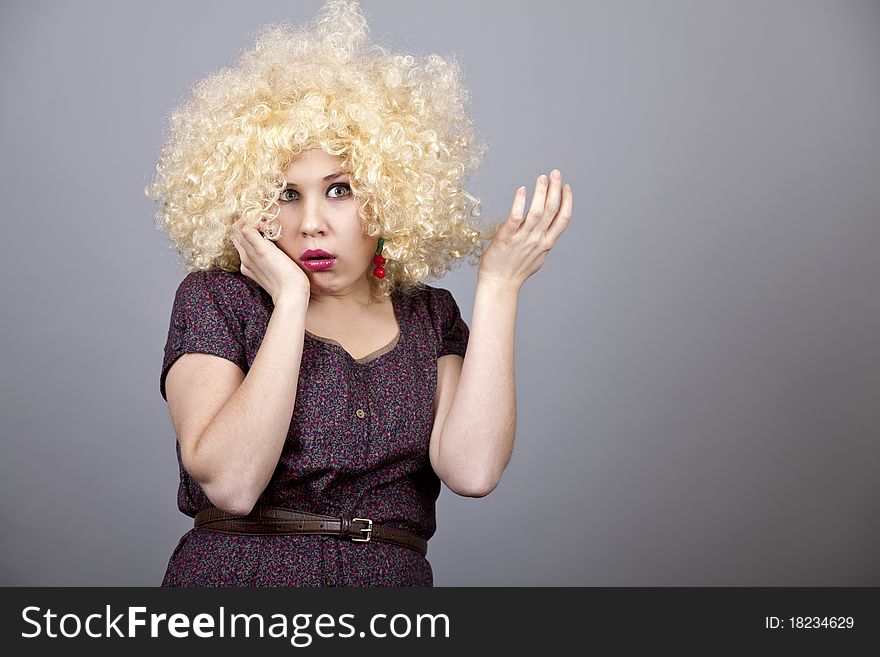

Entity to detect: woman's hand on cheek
[477,170,572,291]
[230,218,311,305]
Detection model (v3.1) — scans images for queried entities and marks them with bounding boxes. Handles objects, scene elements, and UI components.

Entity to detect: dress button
[356,408,366,418]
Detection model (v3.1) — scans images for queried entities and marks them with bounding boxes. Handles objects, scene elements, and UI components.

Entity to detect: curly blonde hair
[144,0,500,298]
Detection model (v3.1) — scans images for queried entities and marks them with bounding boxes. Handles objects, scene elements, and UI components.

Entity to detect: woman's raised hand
[477,169,572,291]
[229,218,311,304]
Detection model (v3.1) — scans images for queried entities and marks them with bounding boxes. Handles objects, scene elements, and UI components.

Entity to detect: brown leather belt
[194,505,428,557]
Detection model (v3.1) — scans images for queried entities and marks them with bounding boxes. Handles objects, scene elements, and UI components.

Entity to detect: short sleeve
[426,286,469,358]
[160,271,248,401]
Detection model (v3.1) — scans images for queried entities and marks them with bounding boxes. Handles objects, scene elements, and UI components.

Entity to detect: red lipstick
[300,248,337,271]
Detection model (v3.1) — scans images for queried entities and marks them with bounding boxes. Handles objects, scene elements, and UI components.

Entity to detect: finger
[229,223,247,257]
[244,224,275,253]
[517,173,549,236]
[230,220,243,244]
[230,219,243,244]
[537,169,563,233]
[240,222,262,245]
[507,186,527,231]
[546,183,573,244]
[231,236,246,264]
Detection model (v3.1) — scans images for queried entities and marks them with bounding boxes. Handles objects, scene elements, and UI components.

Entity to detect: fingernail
[551,169,561,179]
[539,175,548,184]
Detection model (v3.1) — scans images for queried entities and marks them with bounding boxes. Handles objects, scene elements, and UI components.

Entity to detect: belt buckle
[350,517,372,543]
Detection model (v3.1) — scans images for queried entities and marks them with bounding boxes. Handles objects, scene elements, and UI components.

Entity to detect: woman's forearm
[192,291,309,514]
[436,278,519,495]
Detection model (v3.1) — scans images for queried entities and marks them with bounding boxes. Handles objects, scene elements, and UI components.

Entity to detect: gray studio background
[1,0,877,586]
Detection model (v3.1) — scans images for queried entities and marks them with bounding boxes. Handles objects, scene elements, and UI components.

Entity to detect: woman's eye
[328,183,351,198]
[279,183,351,202]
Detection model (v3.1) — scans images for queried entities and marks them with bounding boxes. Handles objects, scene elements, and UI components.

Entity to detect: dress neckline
[303,289,403,365]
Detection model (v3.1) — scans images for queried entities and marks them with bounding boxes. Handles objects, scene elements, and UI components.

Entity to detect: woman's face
[271,148,376,296]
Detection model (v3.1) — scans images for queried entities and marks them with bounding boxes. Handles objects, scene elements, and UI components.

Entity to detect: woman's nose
[299,202,329,236]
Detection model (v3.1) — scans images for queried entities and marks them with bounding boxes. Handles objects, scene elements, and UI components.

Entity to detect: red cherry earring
[372,237,387,278]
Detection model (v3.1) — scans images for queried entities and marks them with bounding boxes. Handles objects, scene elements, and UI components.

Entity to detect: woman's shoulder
[395,283,468,357]
[395,282,464,332]
[173,268,266,316]
[395,282,457,310]
[177,267,250,291]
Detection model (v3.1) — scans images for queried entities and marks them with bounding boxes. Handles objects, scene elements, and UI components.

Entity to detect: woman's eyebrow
[284,172,348,186]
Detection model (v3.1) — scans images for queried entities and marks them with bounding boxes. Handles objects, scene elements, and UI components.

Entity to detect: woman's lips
[299,248,337,271]
[301,258,336,271]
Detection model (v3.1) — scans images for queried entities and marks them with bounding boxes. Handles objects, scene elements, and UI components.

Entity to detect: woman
[146,0,572,587]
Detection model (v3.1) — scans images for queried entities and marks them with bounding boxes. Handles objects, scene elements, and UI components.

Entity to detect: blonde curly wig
[145,0,501,298]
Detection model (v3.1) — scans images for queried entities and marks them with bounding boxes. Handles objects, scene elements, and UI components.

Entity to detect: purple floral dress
[159,269,469,587]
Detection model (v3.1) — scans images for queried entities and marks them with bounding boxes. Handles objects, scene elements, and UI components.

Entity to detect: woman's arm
[429,278,519,496]
[176,290,309,515]
[429,170,573,496]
